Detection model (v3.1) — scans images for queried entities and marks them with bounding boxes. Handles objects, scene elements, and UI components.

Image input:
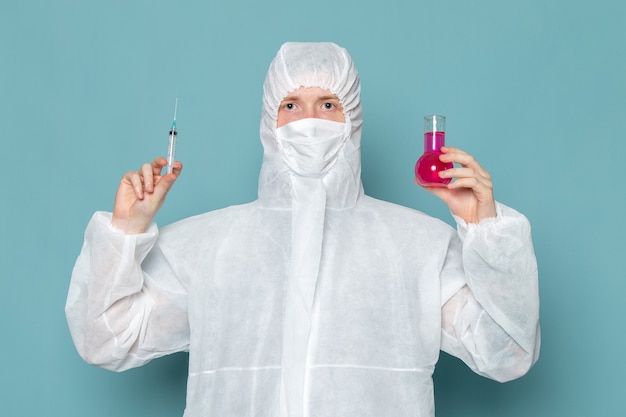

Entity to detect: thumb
[151,173,178,203]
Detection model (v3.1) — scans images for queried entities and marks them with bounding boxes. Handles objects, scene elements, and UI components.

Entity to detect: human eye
[324,99,344,111]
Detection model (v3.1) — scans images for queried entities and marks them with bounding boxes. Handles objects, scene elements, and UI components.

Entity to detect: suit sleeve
[440,202,540,382]
[65,211,190,372]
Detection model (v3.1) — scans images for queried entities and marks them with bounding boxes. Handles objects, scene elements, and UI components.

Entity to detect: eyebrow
[281,94,341,101]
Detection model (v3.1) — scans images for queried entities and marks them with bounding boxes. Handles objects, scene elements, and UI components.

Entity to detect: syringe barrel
[167,129,177,174]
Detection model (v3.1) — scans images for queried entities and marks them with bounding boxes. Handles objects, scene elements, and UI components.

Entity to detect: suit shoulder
[360,195,452,229]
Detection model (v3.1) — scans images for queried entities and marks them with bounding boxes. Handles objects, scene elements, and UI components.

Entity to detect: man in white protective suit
[66,42,540,417]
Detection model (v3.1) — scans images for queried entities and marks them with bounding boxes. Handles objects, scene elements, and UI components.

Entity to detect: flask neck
[424,131,446,152]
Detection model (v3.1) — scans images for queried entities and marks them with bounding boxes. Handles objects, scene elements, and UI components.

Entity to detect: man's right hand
[111,157,182,234]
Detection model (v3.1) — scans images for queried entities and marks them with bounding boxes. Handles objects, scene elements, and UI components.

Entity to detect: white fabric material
[280,173,325,417]
[275,118,347,177]
[65,42,540,417]
[275,118,350,415]
[268,45,359,416]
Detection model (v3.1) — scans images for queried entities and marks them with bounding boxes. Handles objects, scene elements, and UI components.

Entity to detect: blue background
[1,0,624,415]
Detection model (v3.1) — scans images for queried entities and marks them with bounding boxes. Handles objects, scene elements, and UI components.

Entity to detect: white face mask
[275,118,347,177]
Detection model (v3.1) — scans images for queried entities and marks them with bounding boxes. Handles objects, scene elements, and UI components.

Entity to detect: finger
[124,170,145,199]
[439,167,491,184]
[170,161,183,177]
[446,176,481,190]
[440,149,491,179]
[447,168,492,189]
[155,160,183,180]
[139,162,155,193]
[151,157,168,176]
[151,169,178,203]
[447,177,494,200]
[440,146,468,155]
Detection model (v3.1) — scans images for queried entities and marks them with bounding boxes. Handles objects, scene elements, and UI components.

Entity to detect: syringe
[166,99,178,174]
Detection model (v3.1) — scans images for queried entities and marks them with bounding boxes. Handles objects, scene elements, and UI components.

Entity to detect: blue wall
[1,0,624,415]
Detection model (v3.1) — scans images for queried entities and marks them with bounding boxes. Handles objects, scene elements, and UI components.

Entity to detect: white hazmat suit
[66,42,540,417]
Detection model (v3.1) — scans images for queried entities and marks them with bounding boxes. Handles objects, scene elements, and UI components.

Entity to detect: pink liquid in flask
[415,131,453,187]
